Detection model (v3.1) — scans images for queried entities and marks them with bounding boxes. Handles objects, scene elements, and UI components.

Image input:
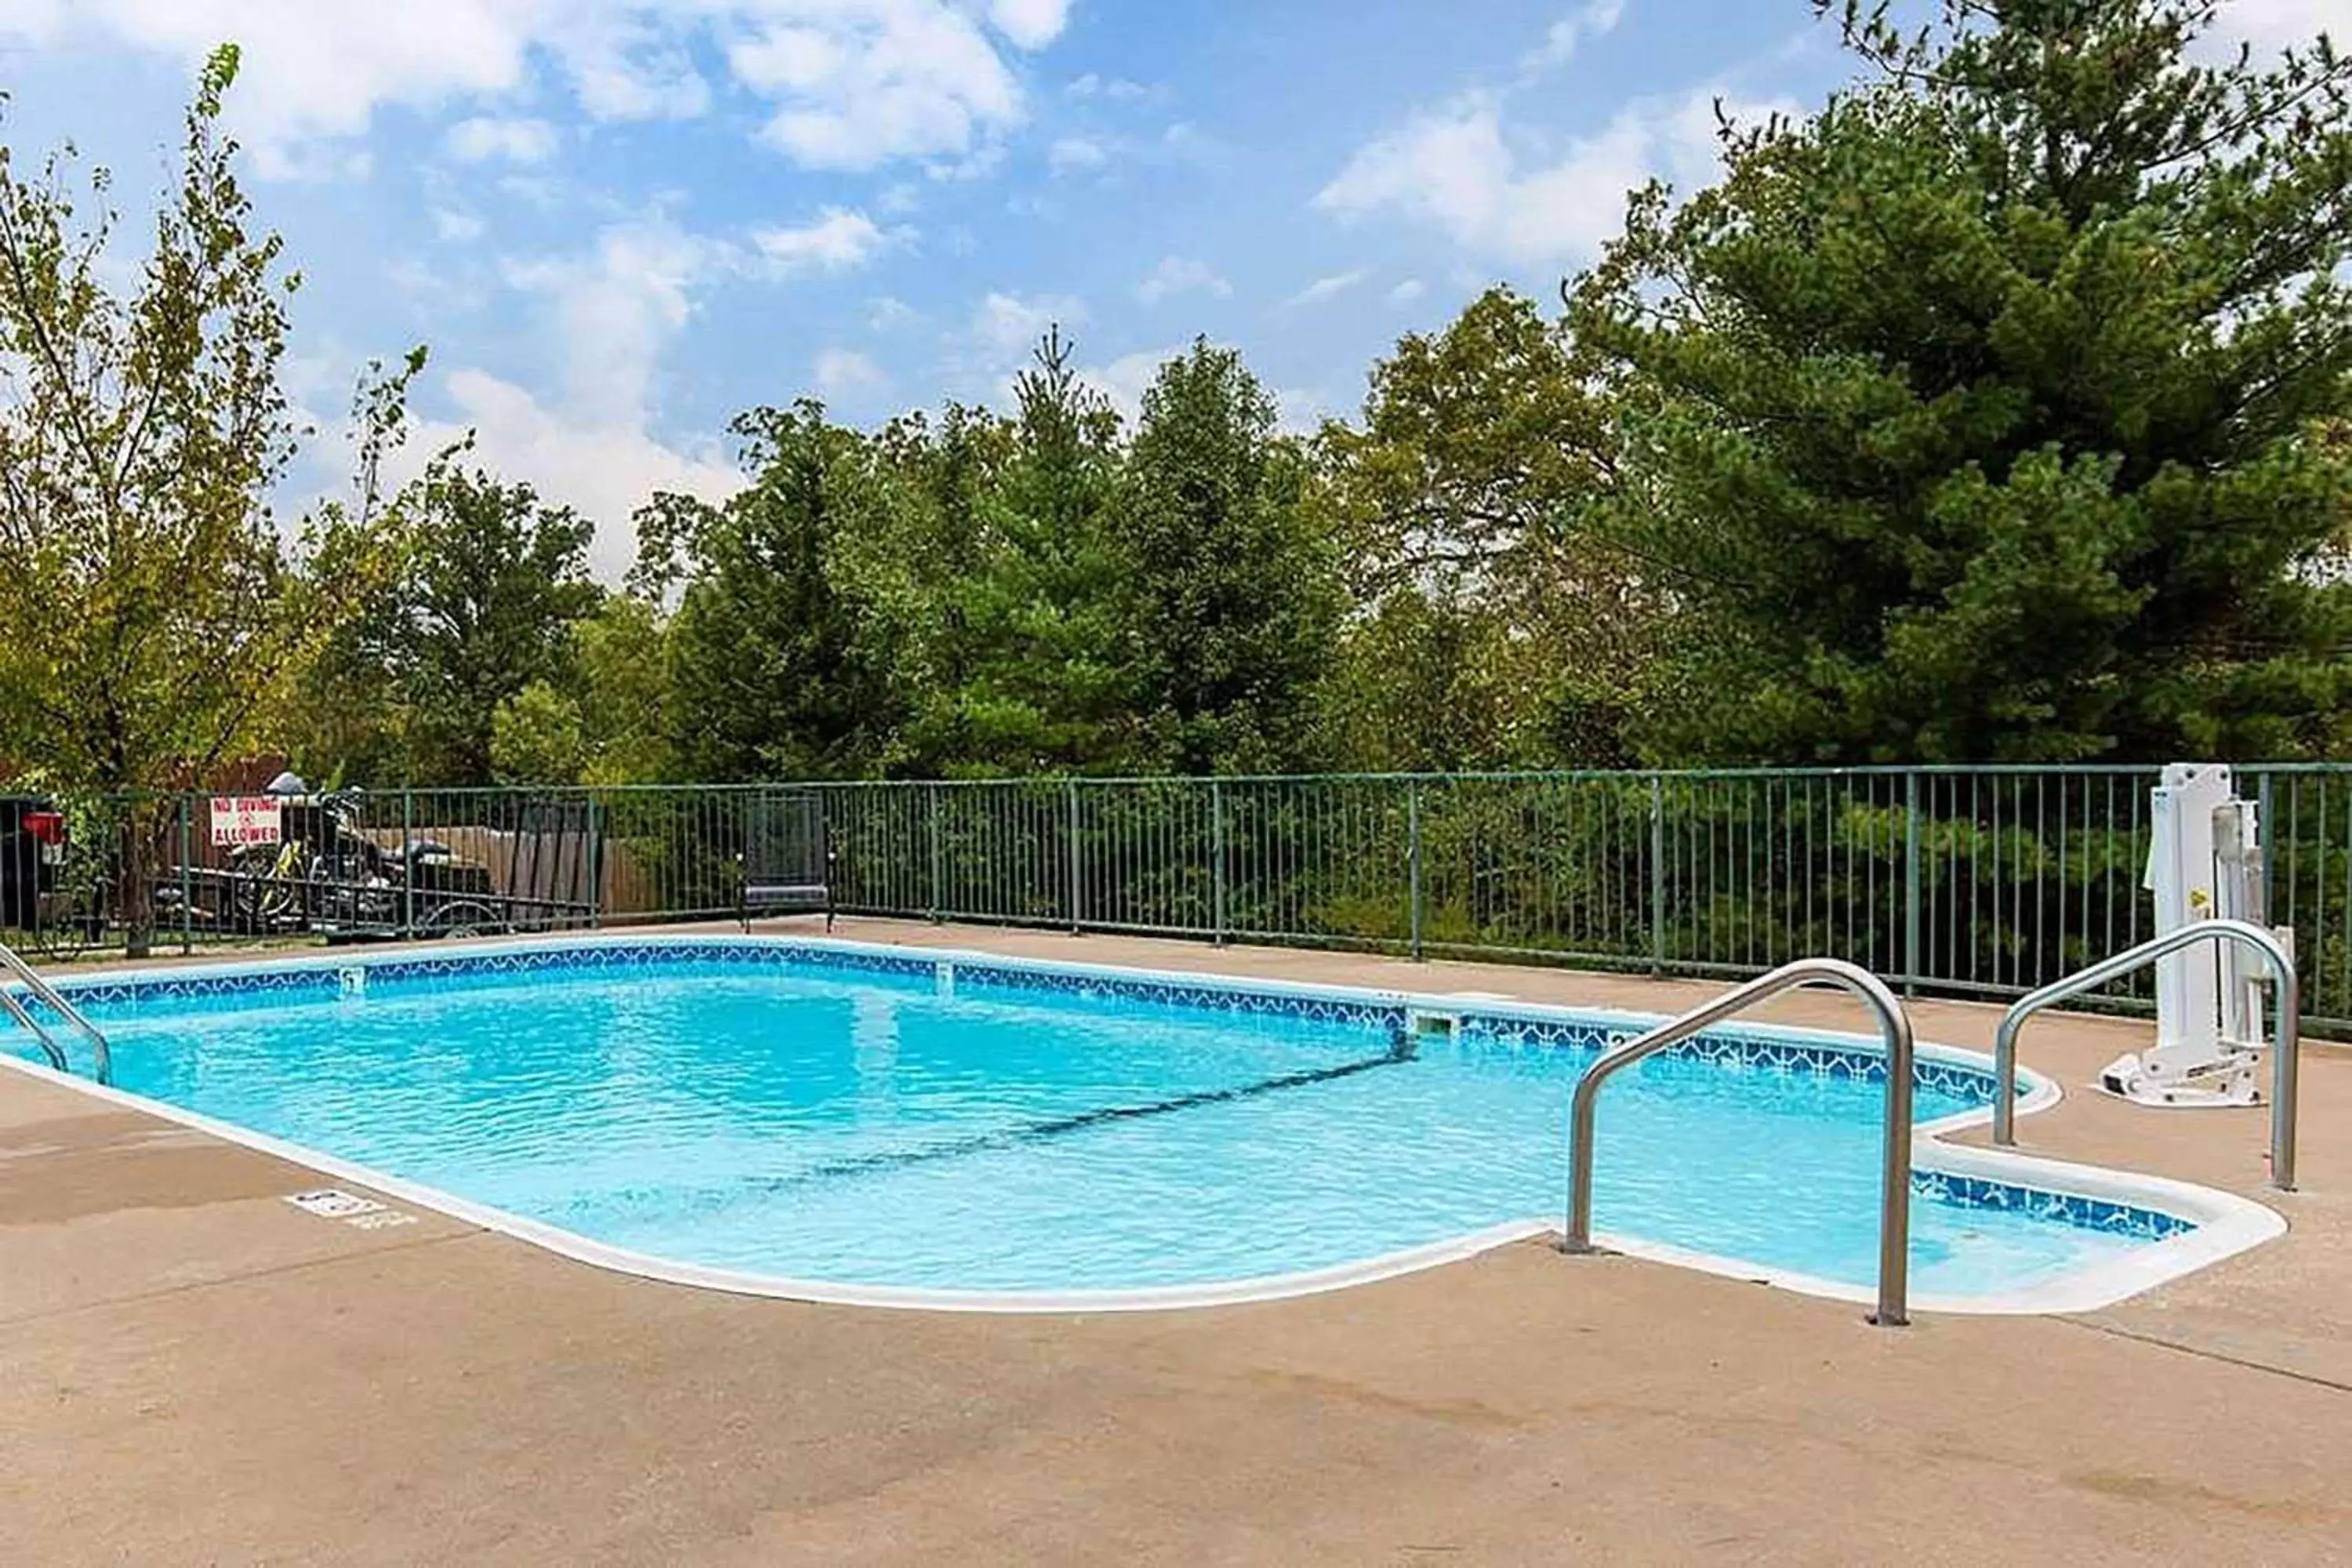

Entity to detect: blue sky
[0,0,2332,576]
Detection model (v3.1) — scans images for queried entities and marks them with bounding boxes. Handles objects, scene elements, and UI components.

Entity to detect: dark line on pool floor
[762,1031,1421,1192]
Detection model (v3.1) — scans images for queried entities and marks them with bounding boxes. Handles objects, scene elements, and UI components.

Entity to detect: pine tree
[1577,0,2352,762]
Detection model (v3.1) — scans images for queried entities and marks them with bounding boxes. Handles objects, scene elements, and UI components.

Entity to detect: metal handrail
[1991,918,2298,1190]
[0,940,111,1083]
[1562,957,1917,1327]
[0,983,68,1072]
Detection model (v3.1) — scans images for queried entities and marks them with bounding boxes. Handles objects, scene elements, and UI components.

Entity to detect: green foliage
[0,44,424,795]
[303,466,597,784]
[1311,288,1650,768]
[854,402,1018,773]
[610,332,1348,784]
[847,333,1138,778]
[1314,589,1524,773]
[488,593,674,786]
[924,329,1135,774]
[487,680,588,786]
[1118,339,1344,774]
[1575,0,2352,764]
[1316,287,1615,601]
[0,45,429,951]
[18,5,2352,805]
[637,402,902,780]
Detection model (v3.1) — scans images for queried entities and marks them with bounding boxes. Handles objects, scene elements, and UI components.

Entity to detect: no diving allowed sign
[209,795,284,848]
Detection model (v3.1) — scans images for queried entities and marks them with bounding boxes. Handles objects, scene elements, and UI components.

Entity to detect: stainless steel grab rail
[0,983,68,1071]
[1562,958,1917,1327]
[1991,918,2298,1190]
[0,940,111,1083]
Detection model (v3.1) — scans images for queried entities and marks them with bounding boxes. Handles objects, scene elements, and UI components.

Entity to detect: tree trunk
[122,801,158,960]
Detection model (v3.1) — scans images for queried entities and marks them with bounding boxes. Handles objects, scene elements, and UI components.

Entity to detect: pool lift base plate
[2096,1044,2263,1110]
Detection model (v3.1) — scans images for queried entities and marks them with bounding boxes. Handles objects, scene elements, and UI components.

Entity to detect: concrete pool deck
[3,918,2349,1563]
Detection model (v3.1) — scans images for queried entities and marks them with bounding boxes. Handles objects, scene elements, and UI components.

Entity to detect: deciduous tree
[1312,288,1649,768]
[0,45,423,949]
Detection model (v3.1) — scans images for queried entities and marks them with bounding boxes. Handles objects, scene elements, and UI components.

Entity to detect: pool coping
[1,931,2288,1317]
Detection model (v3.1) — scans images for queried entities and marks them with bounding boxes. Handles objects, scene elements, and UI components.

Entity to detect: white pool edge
[2,931,2290,1317]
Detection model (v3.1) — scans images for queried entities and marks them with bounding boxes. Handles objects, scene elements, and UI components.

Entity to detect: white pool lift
[2099,763,2290,1109]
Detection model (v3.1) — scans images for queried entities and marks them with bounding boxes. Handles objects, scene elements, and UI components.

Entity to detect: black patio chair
[740,790,834,932]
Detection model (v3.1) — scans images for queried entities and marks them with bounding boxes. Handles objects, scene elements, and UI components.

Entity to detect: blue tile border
[361,941,938,989]
[1915,1171,2193,1241]
[53,965,344,1009]
[949,961,1406,1032]
[46,940,936,1013]
[1454,1014,2009,1102]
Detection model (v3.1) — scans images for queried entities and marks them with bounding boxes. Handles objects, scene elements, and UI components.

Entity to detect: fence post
[926,783,943,924]
[1211,780,1229,946]
[586,792,602,931]
[1904,771,1922,996]
[1407,781,1423,962]
[401,789,416,940]
[177,795,193,955]
[1649,774,1666,978]
[2257,771,2276,928]
[1065,779,1082,934]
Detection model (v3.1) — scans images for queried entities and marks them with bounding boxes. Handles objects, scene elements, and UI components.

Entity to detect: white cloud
[813,347,889,401]
[2210,0,2352,50]
[750,207,892,273]
[1162,121,1212,156]
[0,0,536,172]
[1078,345,1178,423]
[1522,0,1625,78]
[1065,72,1152,101]
[1048,135,1109,174]
[1272,386,1330,436]
[497,205,894,432]
[423,202,886,579]
[975,289,1087,355]
[0,0,1082,174]
[1316,86,1783,264]
[1135,255,1230,306]
[1289,268,1367,307]
[927,140,1008,181]
[989,0,1073,50]
[730,4,1025,169]
[498,172,564,209]
[419,368,739,582]
[445,114,559,164]
[384,255,464,307]
[1388,278,1425,303]
[2211,0,2343,49]
[867,295,922,331]
[558,7,710,119]
[501,213,716,429]
[433,207,487,242]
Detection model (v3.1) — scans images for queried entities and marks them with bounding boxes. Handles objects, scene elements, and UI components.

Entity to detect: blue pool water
[27,944,2176,1298]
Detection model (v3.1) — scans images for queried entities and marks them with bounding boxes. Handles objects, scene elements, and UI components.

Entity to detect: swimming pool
[5,936,2281,1312]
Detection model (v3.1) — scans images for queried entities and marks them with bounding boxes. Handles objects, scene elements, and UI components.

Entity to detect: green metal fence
[13,765,2352,1029]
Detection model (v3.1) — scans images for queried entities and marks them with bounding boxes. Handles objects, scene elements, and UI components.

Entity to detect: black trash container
[0,796,64,929]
